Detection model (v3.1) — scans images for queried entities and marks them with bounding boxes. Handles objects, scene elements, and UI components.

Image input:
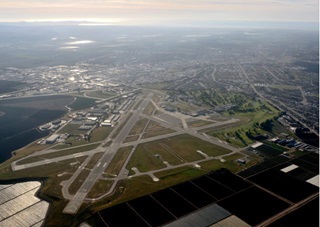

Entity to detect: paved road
[62,93,154,214]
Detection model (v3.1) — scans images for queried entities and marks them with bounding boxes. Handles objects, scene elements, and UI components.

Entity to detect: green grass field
[160,134,231,161]
[87,179,114,199]
[186,119,214,128]
[85,152,104,169]
[111,167,205,206]
[129,118,149,135]
[199,153,254,173]
[126,134,231,173]
[124,135,140,143]
[127,141,183,173]
[104,146,132,177]
[68,168,91,195]
[90,126,114,142]
[207,102,280,147]
[142,128,175,139]
[142,102,156,116]
[126,144,167,173]
[58,123,85,135]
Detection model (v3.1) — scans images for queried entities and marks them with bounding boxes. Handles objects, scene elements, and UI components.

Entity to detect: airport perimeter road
[63,93,154,214]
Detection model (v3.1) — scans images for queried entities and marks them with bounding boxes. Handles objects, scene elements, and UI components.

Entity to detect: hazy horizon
[0,21,318,31]
[0,0,318,29]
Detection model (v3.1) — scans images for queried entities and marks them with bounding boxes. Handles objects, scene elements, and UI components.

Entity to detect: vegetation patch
[104,146,132,177]
[90,126,113,142]
[199,155,250,173]
[142,128,175,139]
[87,179,114,199]
[154,166,206,182]
[206,102,279,147]
[86,152,104,170]
[129,118,149,135]
[126,144,167,173]
[68,168,91,195]
[142,102,156,116]
[113,167,205,206]
[124,135,140,143]
[160,134,231,161]
[186,119,215,128]
[58,123,85,135]
[0,156,87,181]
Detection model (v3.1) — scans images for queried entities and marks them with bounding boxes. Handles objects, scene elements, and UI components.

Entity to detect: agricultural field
[254,143,288,158]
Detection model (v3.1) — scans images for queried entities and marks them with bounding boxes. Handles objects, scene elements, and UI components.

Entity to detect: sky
[0,0,318,27]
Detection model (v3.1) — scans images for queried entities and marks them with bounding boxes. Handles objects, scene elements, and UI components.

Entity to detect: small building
[237,159,246,164]
[45,134,60,144]
[101,119,112,126]
[84,120,96,126]
[87,117,98,121]
[79,125,93,130]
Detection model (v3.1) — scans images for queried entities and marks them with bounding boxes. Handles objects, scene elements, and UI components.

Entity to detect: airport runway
[11,92,244,215]
[62,93,154,214]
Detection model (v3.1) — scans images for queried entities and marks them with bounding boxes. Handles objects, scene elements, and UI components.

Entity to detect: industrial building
[45,134,60,144]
